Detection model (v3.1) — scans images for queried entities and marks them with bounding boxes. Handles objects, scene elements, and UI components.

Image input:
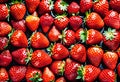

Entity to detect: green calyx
[47,43,54,56]
[55,13,67,19]
[11,0,22,4]
[80,29,87,43]
[48,0,54,10]
[94,0,99,3]
[59,0,68,11]
[30,72,42,82]
[76,65,84,81]
[59,28,67,44]
[25,48,33,64]
[58,61,65,76]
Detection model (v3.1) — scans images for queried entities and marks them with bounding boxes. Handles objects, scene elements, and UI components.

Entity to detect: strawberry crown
[25,48,33,64]
[30,72,43,82]
[11,0,23,4]
[59,0,68,11]
[58,61,65,76]
[59,28,67,44]
[47,43,54,56]
[80,29,87,43]
[48,0,54,10]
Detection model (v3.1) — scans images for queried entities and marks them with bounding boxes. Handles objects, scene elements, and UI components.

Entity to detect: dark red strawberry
[99,69,116,82]
[110,0,120,13]
[117,47,120,57]
[0,50,12,67]
[70,44,86,63]
[31,32,49,48]
[0,68,9,81]
[117,64,120,77]
[9,66,27,82]
[40,13,54,33]
[31,50,52,68]
[0,0,8,3]
[0,37,8,50]
[69,16,82,31]
[56,77,66,82]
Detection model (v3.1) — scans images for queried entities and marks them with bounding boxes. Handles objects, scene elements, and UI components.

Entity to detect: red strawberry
[70,44,86,63]
[86,12,104,30]
[69,16,82,31]
[0,50,12,67]
[10,30,28,48]
[9,66,27,82]
[0,68,9,81]
[103,28,120,50]
[26,66,42,82]
[75,28,85,41]
[25,0,40,14]
[93,0,109,17]
[31,32,49,48]
[64,58,80,81]
[117,47,120,57]
[99,69,116,82]
[26,15,40,32]
[103,51,118,70]
[42,67,55,82]
[54,0,68,14]
[0,22,12,37]
[87,46,104,67]
[48,26,61,42]
[11,19,26,32]
[117,64,120,77]
[0,37,8,50]
[80,0,93,13]
[110,0,120,13]
[104,10,120,30]
[38,0,54,15]
[0,0,8,3]
[31,50,52,68]
[0,4,9,20]
[40,13,54,33]
[67,2,80,14]
[56,77,66,82]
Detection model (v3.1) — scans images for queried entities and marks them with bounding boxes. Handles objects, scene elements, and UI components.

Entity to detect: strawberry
[0,4,9,20]
[70,44,86,63]
[0,50,12,67]
[26,15,40,32]
[30,32,49,48]
[103,51,118,70]
[0,22,12,37]
[93,0,109,17]
[50,61,65,75]
[47,43,69,60]
[0,68,9,81]
[38,0,54,15]
[40,13,54,33]
[9,66,27,82]
[11,19,26,32]
[26,66,42,82]
[25,0,40,14]
[80,0,93,13]
[99,69,116,82]
[87,46,104,67]
[10,30,28,48]
[104,10,120,30]
[42,67,55,82]
[75,28,85,41]
[110,0,120,13]
[54,0,68,14]
[48,26,61,42]
[31,50,52,68]
[0,0,8,3]
[77,65,101,82]
[67,2,80,15]
[64,58,80,81]
[117,47,120,57]
[56,77,66,82]
[69,16,82,31]
[0,37,8,50]
[86,12,104,30]
[117,64,120,77]
[103,28,120,50]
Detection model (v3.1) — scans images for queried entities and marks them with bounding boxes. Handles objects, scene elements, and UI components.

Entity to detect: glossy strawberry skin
[0,68,9,81]
[0,37,8,50]
[56,77,66,82]
[117,47,120,57]
[110,0,120,13]
[0,4,8,20]
[117,64,120,77]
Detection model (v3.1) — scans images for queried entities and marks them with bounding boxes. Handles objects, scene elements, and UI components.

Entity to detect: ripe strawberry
[25,0,40,14]
[47,43,69,60]
[110,0,120,13]
[11,19,26,32]
[64,58,80,81]
[104,10,120,30]
[0,0,8,3]
[67,2,80,14]
[38,0,54,15]
[80,0,93,13]
[99,69,116,82]
[30,32,49,48]
[9,66,27,82]
[87,46,104,67]
[31,50,52,68]
[103,51,118,70]
[0,37,8,50]
[0,50,12,67]
[10,30,28,48]
[117,47,120,57]
[26,15,40,32]
[69,16,82,31]
[48,26,61,42]
[26,66,42,82]
[0,68,9,81]
[40,13,54,33]
[86,12,104,30]
[56,77,66,82]
[93,0,109,17]
[0,4,9,20]
[70,44,86,63]
[77,65,101,82]
[75,28,85,41]
[117,64,120,77]
[0,22,12,37]
[103,28,120,50]
[42,67,55,82]
[54,0,68,14]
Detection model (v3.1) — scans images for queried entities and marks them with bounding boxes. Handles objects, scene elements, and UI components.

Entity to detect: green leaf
[80,30,87,43]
